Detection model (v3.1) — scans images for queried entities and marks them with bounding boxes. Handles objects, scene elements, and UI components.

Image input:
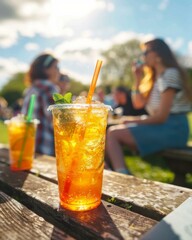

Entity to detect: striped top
[146,68,191,115]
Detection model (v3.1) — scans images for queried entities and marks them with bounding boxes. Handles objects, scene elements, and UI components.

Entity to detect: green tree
[0,71,89,106]
[101,39,142,87]
[187,68,192,84]
[0,72,26,106]
[69,78,89,96]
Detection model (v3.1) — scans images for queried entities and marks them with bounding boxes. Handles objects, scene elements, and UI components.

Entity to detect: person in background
[95,86,115,107]
[12,98,23,116]
[106,38,192,174]
[0,97,9,120]
[113,86,147,117]
[22,53,60,156]
[58,73,71,95]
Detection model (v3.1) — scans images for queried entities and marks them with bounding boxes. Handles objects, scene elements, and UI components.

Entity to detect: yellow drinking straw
[86,60,103,104]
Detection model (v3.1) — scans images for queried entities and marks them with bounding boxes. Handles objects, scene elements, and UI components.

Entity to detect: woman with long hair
[22,53,60,156]
[106,38,192,174]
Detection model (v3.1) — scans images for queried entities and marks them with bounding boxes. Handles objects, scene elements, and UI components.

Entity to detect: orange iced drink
[49,102,110,211]
[5,115,38,171]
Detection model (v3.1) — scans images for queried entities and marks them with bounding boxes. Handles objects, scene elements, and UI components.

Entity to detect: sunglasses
[143,49,154,56]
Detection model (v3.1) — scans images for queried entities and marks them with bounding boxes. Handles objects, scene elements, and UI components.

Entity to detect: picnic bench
[0,144,192,239]
[161,145,192,186]
[107,117,192,187]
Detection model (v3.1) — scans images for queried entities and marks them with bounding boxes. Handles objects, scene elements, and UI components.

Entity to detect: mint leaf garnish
[63,92,72,103]
[53,93,63,102]
[53,92,72,104]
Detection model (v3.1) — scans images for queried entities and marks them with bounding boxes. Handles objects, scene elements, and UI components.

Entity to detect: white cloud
[158,0,169,10]
[111,32,154,45]
[18,1,49,19]
[188,41,192,55]
[54,31,154,60]
[61,66,91,84]
[52,32,155,84]
[0,24,18,47]
[166,37,184,51]
[50,0,114,19]
[0,29,188,89]
[25,42,40,51]
[0,0,114,47]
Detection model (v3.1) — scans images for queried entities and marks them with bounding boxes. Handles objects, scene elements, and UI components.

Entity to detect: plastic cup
[48,103,111,211]
[5,117,39,171]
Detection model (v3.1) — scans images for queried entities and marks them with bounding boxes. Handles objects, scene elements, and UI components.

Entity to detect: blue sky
[0,0,192,89]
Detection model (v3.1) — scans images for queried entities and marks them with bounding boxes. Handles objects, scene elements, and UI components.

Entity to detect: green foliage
[69,78,89,96]
[1,90,22,107]
[107,197,117,204]
[0,72,25,106]
[187,68,192,91]
[106,197,132,210]
[101,39,192,94]
[101,39,142,87]
[125,153,174,183]
[0,72,89,106]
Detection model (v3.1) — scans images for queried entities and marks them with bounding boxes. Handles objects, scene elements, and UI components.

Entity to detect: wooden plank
[102,171,192,220]
[0,191,74,240]
[1,146,192,220]
[0,163,157,240]
[31,155,192,220]
[162,146,192,162]
[0,146,9,163]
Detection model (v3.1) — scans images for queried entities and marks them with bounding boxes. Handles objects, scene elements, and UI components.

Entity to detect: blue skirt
[128,114,189,157]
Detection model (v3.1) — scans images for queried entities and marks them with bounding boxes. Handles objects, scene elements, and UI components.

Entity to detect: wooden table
[0,144,192,240]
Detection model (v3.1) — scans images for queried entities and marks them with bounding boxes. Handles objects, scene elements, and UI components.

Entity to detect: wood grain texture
[162,146,192,161]
[31,154,192,220]
[102,171,192,220]
[0,163,157,240]
[0,146,192,221]
[0,191,74,240]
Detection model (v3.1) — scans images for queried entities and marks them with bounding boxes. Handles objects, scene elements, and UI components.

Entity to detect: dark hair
[60,74,70,82]
[145,38,179,68]
[28,53,57,82]
[115,86,130,95]
[145,38,192,101]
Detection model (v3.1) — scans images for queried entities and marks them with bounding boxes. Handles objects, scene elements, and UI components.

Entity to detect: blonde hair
[138,66,154,99]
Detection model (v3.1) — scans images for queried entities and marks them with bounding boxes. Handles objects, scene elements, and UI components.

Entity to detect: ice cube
[11,114,25,123]
[73,96,87,104]
[73,96,103,105]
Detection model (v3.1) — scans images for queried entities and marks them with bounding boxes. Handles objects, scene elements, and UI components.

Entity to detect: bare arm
[131,91,148,109]
[131,63,148,109]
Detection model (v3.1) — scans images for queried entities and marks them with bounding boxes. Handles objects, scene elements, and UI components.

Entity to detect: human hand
[132,60,144,82]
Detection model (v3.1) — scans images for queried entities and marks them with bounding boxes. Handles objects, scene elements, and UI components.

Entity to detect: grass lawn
[0,113,192,187]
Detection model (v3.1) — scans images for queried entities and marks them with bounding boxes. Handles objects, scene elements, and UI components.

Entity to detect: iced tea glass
[5,116,39,171]
[49,103,110,211]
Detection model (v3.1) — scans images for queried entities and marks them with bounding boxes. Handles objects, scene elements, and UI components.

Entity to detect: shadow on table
[0,163,29,203]
[51,201,124,240]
